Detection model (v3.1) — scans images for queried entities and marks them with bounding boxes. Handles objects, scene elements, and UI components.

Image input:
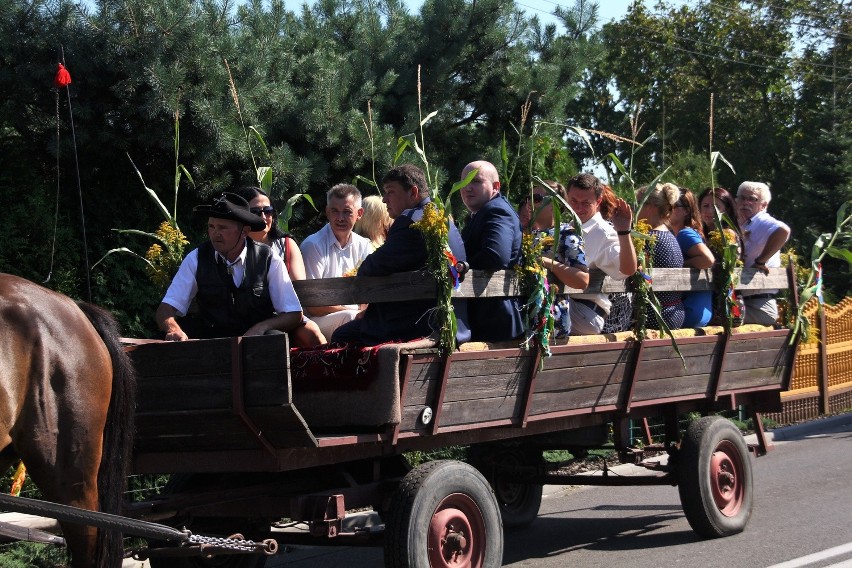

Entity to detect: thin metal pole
[61,46,92,302]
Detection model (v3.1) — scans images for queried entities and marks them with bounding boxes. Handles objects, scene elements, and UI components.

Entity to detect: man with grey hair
[300,183,372,338]
[736,181,791,325]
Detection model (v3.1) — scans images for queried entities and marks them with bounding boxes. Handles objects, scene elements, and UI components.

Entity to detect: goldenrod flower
[145,221,189,290]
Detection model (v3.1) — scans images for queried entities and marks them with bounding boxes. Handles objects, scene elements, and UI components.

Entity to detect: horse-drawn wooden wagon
[115,265,797,568]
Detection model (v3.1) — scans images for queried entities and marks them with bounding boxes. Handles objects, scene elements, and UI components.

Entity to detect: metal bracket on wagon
[289,494,346,538]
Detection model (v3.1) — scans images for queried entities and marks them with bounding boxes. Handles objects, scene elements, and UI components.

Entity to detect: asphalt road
[264,415,852,568]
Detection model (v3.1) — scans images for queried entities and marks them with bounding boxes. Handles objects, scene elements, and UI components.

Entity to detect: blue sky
[403,0,636,28]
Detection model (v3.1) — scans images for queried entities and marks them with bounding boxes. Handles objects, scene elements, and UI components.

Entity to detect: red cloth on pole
[54,63,71,88]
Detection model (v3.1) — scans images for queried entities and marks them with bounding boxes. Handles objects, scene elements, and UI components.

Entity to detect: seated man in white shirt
[565,174,637,334]
[300,184,373,339]
[736,181,791,326]
[155,192,304,341]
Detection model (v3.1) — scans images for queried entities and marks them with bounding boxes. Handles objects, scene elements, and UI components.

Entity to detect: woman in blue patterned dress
[636,183,685,330]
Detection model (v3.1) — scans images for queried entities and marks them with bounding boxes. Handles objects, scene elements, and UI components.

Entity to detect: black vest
[195,239,275,336]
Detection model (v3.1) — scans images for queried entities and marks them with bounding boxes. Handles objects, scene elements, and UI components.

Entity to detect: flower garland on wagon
[629,218,655,339]
[516,231,556,357]
[707,227,743,330]
[410,201,461,355]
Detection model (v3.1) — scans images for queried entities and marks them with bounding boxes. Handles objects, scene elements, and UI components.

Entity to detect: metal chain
[187,533,267,553]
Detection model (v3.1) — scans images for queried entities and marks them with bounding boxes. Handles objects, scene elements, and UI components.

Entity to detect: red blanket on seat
[290,341,402,391]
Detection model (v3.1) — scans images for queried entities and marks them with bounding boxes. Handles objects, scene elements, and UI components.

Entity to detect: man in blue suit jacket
[459,160,524,342]
[331,164,470,346]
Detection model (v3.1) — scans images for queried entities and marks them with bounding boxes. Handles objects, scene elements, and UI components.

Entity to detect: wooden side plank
[534,363,626,392]
[529,383,623,415]
[291,267,790,306]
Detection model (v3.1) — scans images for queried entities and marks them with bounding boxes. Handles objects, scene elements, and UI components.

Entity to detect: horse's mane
[76,302,137,568]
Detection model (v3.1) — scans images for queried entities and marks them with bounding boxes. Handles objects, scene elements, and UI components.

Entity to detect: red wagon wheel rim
[428,493,487,568]
[709,439,745,517]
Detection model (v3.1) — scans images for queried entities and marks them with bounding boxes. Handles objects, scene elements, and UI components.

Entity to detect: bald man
[459,160,524,342]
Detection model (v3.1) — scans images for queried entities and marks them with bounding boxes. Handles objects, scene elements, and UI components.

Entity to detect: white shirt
[300,224,373,309]
[741,210,790,297]
[575,213,631,311]
[741,210,789,268]
[162,240,302,316]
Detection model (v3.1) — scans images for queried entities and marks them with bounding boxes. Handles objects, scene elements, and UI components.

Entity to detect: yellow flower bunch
[632,218,654,256]
[707,228,741,266]
[411,201,448,240]
[145,221,189,290]
[516,232,548,278]
[411,202,457,354]
[781,249,810,287]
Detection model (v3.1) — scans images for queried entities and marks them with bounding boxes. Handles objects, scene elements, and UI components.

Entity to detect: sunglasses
[250,206,276,217]
[521,194,545,205]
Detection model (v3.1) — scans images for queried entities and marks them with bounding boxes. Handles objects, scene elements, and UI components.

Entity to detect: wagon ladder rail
[0,493,277,560]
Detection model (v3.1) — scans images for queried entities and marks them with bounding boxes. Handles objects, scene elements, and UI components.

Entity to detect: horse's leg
[14,394,108,568]
[12,355,112,568]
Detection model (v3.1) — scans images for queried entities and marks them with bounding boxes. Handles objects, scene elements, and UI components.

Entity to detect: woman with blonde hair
[636,182,685,330]
[354,194,392,249]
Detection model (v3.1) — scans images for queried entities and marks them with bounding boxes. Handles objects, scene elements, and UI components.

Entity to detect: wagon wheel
[468,444,544,528]
[384,460,503,568]
[677,415,754,538]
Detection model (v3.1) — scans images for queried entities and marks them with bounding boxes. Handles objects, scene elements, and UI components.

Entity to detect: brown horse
[0,274,136,568]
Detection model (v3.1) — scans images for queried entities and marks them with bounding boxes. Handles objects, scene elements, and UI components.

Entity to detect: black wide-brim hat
[193,192,266,231]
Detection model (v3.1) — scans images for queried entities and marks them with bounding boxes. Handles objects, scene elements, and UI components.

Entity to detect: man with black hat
[155,192,303,341]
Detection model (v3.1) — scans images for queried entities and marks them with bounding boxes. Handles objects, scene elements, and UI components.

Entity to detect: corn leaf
[257,166,273,192]
[355,175,378,188]
[127,154,171,222]
[279,193,316,232]
[248,126,269,155]
[607,152,627,178]
[836,201,850,229]
[633,167,671,218]
[92,247,154,270]
[445,168,477,211]
[710,151,736,175]
[568,126,595,154]
[531,175,582,234]
[394,136,412,165]
[811,233,830,262]
[419,110,439,127]
[646,291,686,367]
[825,246,852,267]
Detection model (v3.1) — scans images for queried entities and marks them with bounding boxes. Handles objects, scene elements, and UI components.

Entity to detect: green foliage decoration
[92,110,193,293]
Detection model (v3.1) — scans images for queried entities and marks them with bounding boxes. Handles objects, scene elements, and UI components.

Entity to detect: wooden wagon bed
[128,267,797,474]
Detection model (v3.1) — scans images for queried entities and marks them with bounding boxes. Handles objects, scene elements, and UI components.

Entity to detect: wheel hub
[709,440,744,517]
[428,494,486,568]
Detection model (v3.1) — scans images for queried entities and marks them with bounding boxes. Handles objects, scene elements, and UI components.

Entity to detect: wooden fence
[769,297,852,424]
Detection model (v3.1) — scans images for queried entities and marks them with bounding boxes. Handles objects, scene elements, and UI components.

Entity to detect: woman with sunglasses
[669,187,715,327]
[527,182,590,338]
[235,186,327,347]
